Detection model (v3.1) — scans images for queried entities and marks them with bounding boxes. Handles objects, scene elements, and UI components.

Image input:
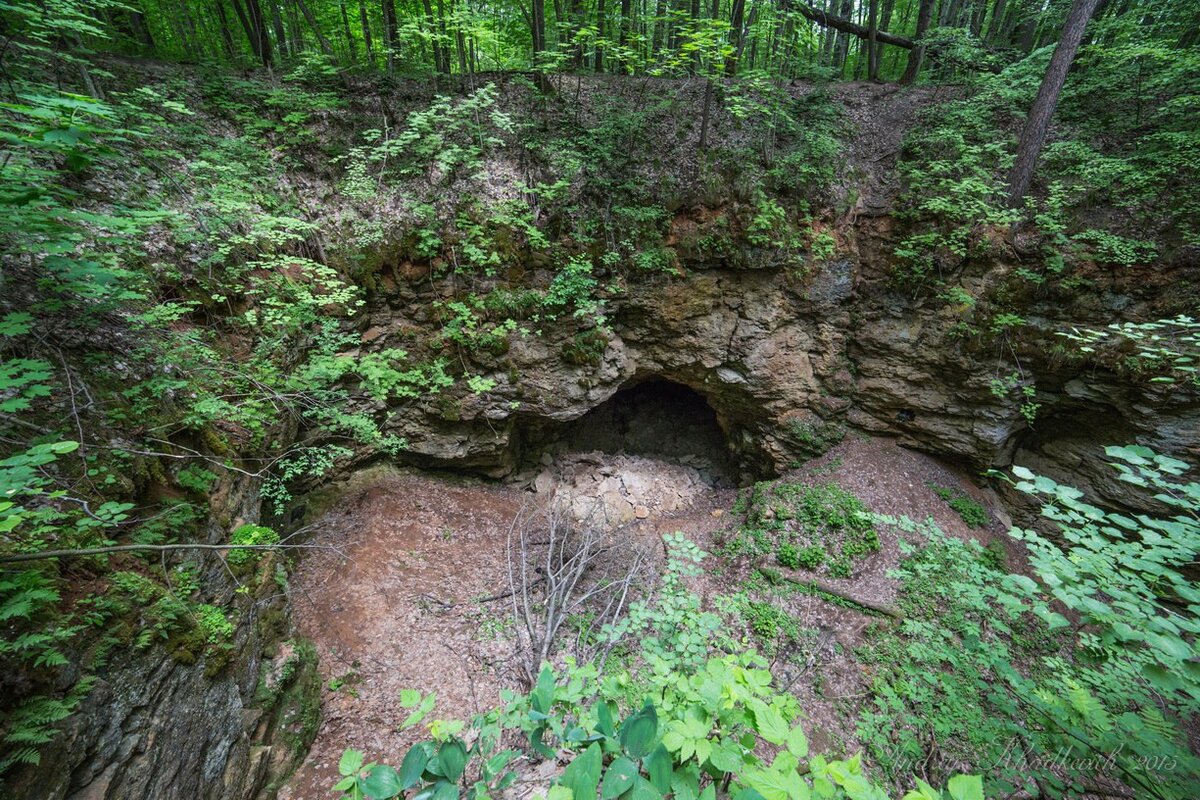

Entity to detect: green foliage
[739,599,805,655]
[892,76,1022,291]
[0,678,96,774]
[785,419,845,461]
[227,524,281,568]
[333,648,978,800]
[1059,315,1200,388]
[859,446,1200,797]
[725,482,880,579]
[339,84,513,197]
[194,604,234,644]
[602,534,724,675]
[929,486,989,529]
[176,465,217,495]
[261,446,354,513]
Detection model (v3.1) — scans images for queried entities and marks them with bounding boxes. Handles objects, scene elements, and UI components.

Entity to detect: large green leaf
[630,776,663,800]
[601,756,640,799]
[785,725,807,759]
[561,742,603,800]
[438,739,468,782]
[362,765,404,798]
[741,765,808,800]
[339,749,365,777]
[431,779,460,800]
[532,663,556,714]
[642,744,673,793]
[398,744,432,790]
[946,775,983,800]
[671,764,700,800]
[748,700,789,746]
[619,701,659,758]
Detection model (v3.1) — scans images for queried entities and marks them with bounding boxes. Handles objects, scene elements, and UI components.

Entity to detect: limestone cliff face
[3,475,318,800]
[356,215,1198,518]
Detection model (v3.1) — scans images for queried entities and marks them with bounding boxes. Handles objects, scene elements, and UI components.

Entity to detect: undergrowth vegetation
[890,31,1199,346]
[335,446,1199,799]
[723,482,880,579]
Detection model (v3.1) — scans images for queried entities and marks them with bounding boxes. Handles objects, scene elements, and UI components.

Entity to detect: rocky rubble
[526,452,718,524]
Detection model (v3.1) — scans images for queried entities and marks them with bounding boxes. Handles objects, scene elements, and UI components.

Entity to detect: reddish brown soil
[280,471,528,800]
[279,437,1010,798]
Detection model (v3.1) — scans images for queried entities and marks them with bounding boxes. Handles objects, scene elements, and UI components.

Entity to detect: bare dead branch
[0,541,342,564]
[505,497,651,685]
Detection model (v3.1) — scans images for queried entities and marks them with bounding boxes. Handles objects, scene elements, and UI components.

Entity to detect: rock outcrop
[3,475,318,800]
[357,225,1197,520]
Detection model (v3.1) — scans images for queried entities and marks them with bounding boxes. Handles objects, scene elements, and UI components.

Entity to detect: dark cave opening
[525,378,741,486]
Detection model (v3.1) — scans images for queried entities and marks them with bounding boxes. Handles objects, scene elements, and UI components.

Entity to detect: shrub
[931,485,989,528]
[730,482,879,578]
[227,524,281,567]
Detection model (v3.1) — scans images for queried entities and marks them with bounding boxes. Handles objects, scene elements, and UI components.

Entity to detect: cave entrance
[532,378,740,486]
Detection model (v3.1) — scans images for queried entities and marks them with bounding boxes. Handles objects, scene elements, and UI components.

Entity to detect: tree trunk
[247,0,274,65]
[1014,6,1037,52]
[833,0,853,76]
[652,0,672,59]
[898,0,933,83]
[619,0,634,71]
[128,10,156,51]
[271,1,290,57]
[872,0,894,76]
[1007,0,1102,205]
[436,0,451,73]
[357,0,375,66]
[531,0,547,60]
[231,0,265,64]
[941,0,963,26]
[569,0,586,67]
[595,0,606,71]
[296,0,335,57]
[457,4,469,74]
[340,0,357,62]
[969,0,987,35]
[984,0,1007,43]
[288,0,305,51]
[383,0,399,72]
[867,0,879,80]
[819,0,837,65]
[214,2,237,59]
[727,0,746,74]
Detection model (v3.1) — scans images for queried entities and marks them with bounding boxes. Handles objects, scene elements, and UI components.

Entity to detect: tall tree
[596,0,606,71]
[270,2,290,57]
[214,1,238,59]
[727,0,747,74]
[873,0,895,76]
[383,0,399,72]
[357,0,375,66]
[984,0,1008,43]
[833,0,853,75]
[295,0,334,57]
[339,0,357,62]
[898,0,933,83]
[866,0,879,80]
[1008,0,1103,204]
[531,0,547,63]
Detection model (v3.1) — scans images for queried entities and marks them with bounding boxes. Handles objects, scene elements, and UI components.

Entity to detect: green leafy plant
[227,524,281,568]
[859,445,1200,797]
[725,482,880,579]
[929,486,989,529]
